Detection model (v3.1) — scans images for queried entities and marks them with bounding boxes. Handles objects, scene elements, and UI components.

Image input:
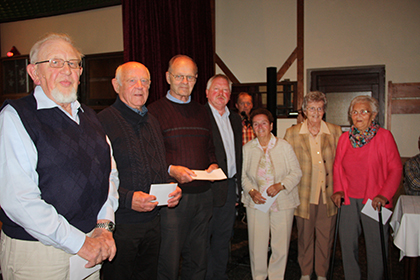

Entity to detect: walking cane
[329,197,344,280]
[378,203,389,280]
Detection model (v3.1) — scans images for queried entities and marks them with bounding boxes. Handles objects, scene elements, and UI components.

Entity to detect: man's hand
[205,163,219,173]
[132,191,158,212]
[167,186,182,207]
[77,222,116,268]
[169,165,196,184]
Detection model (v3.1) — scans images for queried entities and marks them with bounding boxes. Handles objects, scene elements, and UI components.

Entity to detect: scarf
[349,119,380,148]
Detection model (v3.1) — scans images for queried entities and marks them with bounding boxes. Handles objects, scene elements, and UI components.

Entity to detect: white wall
[0,5,123,56]
[216,0,420,157]
[1,1,419,156]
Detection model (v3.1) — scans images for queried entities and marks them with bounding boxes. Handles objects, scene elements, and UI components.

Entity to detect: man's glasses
[350,110,370,116]
[169,72,197,82]
[35,58,82,69]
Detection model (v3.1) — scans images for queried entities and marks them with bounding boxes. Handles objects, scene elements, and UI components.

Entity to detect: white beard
[51,87,78,104]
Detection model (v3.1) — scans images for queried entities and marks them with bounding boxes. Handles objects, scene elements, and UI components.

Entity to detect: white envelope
[69,255,101,280]
[361,198,393,224]
[149,183,177,206]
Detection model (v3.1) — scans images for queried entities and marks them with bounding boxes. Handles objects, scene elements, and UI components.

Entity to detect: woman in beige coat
[242,108,302,280]
[284,91,342,280]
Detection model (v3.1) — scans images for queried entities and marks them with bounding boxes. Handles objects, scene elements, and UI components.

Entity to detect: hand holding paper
[149,184,178,206]
[191,168,227,181]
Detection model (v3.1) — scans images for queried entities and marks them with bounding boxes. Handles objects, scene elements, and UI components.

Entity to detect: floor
[226,215,419,280]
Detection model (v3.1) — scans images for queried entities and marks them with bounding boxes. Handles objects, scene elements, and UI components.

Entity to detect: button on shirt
[299,120,331,205]
[208,104,236,178]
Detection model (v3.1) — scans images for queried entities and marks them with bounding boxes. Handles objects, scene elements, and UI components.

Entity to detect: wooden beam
[297,0,304,122]
[277,47,298,81]
[211,0,216,72]
[215,53,240,84]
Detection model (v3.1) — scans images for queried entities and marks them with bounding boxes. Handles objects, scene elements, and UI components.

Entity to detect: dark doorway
[309,65,385,128]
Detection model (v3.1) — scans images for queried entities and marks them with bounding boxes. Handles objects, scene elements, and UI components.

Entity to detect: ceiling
[0,0,121,23]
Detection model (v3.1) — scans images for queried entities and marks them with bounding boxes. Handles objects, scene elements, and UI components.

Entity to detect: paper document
[361,198,393,224]
[191,168,227,181]
[254,189,280,213]
[149,183,177,206]
[69,255,101,280]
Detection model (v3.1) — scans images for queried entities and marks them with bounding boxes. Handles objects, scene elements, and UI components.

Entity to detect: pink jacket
[333,128,402,209]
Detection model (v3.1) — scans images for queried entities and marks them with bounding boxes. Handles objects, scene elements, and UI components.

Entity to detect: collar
[34,86,83,113]
[208,103,230,118]
[123,101,148,116]
[166,90,191,104]
[299,119,331,135]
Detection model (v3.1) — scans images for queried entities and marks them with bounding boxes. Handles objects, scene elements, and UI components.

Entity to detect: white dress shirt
[208,104,236,178]
[0,86,119,254]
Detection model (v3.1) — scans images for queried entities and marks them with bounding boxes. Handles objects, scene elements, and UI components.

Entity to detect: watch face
[108,222,116,232]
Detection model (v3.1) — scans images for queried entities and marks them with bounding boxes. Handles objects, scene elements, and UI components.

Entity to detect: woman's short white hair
[302,91,327,112]
[348,95,379,123]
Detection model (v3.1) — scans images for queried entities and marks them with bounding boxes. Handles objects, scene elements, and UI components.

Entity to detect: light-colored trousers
[0,231,99,280]
[246,207,295,280]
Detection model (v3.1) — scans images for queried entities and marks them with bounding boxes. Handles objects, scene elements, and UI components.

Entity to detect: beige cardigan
[241,136,302,210]
[284,121,342,219]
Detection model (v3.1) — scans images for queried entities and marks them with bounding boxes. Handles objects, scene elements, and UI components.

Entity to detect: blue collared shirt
[166,90,191,104]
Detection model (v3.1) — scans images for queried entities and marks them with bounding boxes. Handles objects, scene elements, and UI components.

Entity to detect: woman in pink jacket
[331,95,402,280]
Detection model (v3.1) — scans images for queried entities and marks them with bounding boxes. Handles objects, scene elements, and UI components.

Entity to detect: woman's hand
[249,189,266,205]
[372,195,388,211]
[331,191,344,208]
[267,183,285,197]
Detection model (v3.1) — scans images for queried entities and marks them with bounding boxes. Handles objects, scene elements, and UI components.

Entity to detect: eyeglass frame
[306,106,324,112]
[168,72,197,82]
[350,109,371,116]
[34,58,82,69]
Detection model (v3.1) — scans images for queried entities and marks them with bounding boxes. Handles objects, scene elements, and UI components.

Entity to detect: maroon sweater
[148,97,217,193]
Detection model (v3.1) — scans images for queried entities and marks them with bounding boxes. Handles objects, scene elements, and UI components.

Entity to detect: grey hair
[302,91,327,112]
[206,74,232,90]
[348,95,379,123]
[29,33,83,64]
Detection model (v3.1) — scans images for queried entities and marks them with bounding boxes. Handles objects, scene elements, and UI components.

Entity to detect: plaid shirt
[242,119,255,146]
[404,154,420,195]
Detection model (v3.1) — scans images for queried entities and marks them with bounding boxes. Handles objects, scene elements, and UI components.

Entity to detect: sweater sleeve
[377,130,403,202]
[241,143,255,195]
[280,140,302,194]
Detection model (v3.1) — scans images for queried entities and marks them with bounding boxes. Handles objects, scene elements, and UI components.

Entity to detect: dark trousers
[157,189,213,280]
[206,178,237,280]
[339,197,389,280]
[102,215,161,280]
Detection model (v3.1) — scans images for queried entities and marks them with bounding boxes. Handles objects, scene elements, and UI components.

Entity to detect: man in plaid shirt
[236,92,256,145]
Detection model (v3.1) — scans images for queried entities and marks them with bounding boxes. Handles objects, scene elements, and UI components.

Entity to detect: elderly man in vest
[0,33,119,280]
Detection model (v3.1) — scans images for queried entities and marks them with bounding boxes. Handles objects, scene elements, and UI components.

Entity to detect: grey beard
[51,87,78,104]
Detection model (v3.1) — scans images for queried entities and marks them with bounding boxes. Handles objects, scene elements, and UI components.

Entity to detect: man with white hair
[0,33,119,279]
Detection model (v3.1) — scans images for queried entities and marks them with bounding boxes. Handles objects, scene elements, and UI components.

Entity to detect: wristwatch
[95,221,116,232]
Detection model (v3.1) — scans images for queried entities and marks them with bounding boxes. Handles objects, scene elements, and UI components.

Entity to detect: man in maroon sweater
[148,55,218,280]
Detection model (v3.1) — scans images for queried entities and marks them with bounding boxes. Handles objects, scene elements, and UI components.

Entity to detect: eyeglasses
[169,72,197,82]
[350,110,370,116]
[307,107,324,112]
[127,78,151,87]
[35,58,82,69]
